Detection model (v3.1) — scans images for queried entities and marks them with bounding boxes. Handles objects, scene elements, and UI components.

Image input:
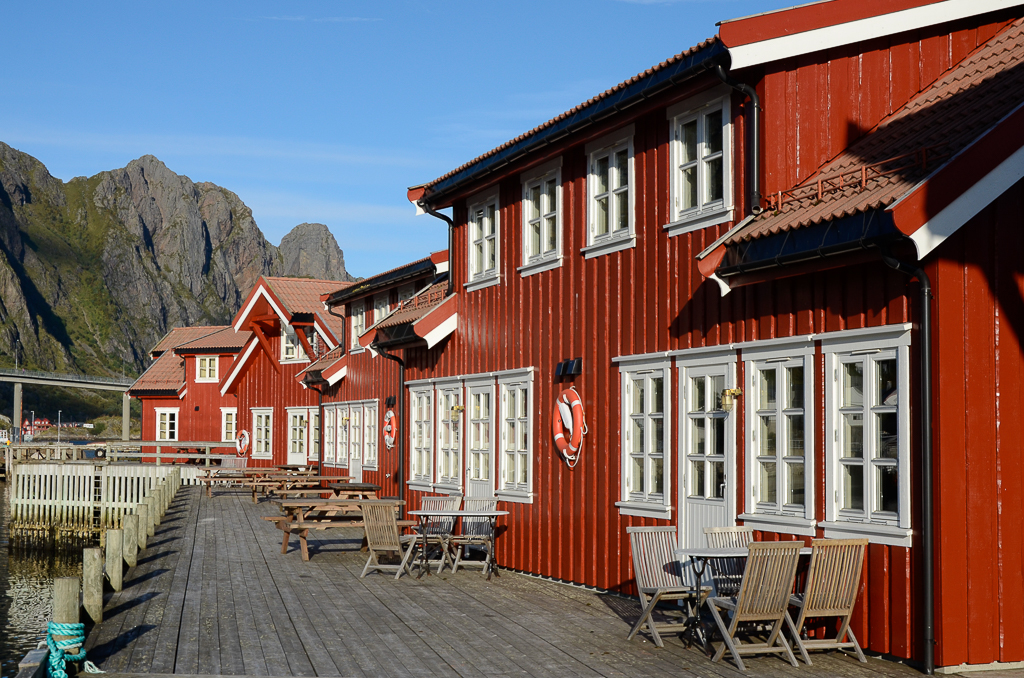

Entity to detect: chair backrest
[361,501,401,552]
[220,456,248,469]
[733,541,803,622]
[461,498,497,537]
[627,526,685,590]
[420,495,462,534]
[703,526,754,548]
[800,539,868,619]
[703,526,754,596]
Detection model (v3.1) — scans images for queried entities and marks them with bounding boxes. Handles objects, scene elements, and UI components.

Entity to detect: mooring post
[151,488,162,526]
[143,496,156,536]
[105,528,123,592]
[136,503,149,549]
[122,514,138,567]
[52,577,81,653]
[82,548,103,623]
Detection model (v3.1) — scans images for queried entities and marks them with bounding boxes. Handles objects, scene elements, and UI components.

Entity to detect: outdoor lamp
[721,388,743,412]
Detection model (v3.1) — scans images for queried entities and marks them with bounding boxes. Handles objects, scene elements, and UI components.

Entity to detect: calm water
[0,482,85,678]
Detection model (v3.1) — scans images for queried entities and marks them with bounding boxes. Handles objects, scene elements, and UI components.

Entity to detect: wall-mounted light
[341,416,350,426]
[555,358,583,377]
[451,404,465,415]
[721,388,743,412]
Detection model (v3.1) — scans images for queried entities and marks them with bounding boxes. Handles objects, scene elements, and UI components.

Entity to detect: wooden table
[327,482,380,496]
[407,510,509,580]
[272,492,411,561]
[195,467,273,497]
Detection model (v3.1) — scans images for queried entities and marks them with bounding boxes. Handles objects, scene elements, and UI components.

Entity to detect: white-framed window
[466,191,500,290]
[584,126,635,259]
[350,300,365,352]
[287,408,307,458]
[282,326,307,362]
[309,408,320,461]
[498,370,534,501]
[466,379,493,483]
[617,357,671,518]
[684,365,731,502]
[740,338,816,535]
[398,283,417,303]
[821,325,912,546]
[337,405,349,467]
[251,408,273,458]
[666,90,733,236]
[196,356,218,382]
[350,406,362,465]
[410,387,433,487]
[436,383,463,489]
[324,408,336,463]
[363,403,378,469]
[155,408,178,442]
[520,159,562,276]
[373,293,389,326]
[221,407,237,442]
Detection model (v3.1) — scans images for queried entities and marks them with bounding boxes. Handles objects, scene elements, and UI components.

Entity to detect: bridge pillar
[122,392,130,441]
[13,383,22,443]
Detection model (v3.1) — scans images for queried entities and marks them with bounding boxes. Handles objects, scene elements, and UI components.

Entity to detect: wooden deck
[85,485,924,678]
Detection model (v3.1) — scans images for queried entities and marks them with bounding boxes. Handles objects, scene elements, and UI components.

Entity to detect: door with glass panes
[436,386,463,491]
[466,383,494,499]
[680,364,736,549]
[348,407,363,482]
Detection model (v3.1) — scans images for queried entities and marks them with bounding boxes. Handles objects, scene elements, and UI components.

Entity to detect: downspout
[372,341,406,510]
[711,63,762,214]
[881,251,934,676]
[326,303,346,351]
[418,202,455,297]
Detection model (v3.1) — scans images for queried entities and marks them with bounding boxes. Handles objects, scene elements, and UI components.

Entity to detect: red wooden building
[391,0,1024,672]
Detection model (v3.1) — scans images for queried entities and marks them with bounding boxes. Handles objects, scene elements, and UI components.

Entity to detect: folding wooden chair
[417,495,462,573]
[707,541,803,671]
[359,501,418,580]
[451,497,497,574]
[626,526,703,647]
[788,538,869,664]
[703,526,754,597]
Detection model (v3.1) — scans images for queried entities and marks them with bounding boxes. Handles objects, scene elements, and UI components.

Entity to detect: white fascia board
[326,364,347,386]
[423,313,458,349]
[313,317,337,350]
[728,0,1022,70]
[220,338,258,395]
[909,142,1024,258]
[233,287,289,331]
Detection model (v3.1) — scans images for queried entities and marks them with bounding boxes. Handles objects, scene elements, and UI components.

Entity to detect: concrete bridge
[0,368,135,442]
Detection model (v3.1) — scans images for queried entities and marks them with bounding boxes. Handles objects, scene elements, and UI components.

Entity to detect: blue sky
[3,1,793,278]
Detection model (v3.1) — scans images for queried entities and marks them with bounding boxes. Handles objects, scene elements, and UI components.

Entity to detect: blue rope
[46,622,87,678]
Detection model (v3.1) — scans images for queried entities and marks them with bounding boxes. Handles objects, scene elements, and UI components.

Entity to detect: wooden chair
[706,541,803,671]
[788,538,869,664]
[450,498,497,574]
[626,526,702,647]
[703,526,754,597]
[359,501,418,580]
[417,495,462,573]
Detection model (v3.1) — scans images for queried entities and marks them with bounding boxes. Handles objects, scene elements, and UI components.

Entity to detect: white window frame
[519,158,562,277]
[287,407,308,459]
[336,405,350,467]
[435,379,464,492]
[281,326,308,363]
[155,407,179,442]
[465,376,495,486]
[497,369,534,503]
[251,408,273,458]
[373,293,390,326]
[465,190,501,291]
[363,402,378,469]
[409,386,434,491]
[739,337,816,536]
[220,407,237,442]
[323,407,336,464]
[584,125,635,259]
[196,356,218,382]
[350,300,365,353]
[665,89,734,236]
[821,325,913,546]
[398,283,417,303]
[309,407,320,461]
[616,356,672,519]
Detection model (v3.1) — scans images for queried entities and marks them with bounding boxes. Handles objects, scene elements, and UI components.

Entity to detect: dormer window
[466,191,500,291]
[666,91,733,235]
[282,326,307,362]
[374,293,390,325]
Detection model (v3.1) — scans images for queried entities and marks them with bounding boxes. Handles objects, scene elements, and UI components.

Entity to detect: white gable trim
[422,313,458,349]
[233,286,289,332]
[313,317,337,350]
[326,364,348,386]
[728,0,1022,70]
[220,338,258,395]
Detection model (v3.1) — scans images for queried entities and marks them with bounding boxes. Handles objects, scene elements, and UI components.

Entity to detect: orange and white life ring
[552,387,586,468]
[383,409,398,450]
[235,430,250,457]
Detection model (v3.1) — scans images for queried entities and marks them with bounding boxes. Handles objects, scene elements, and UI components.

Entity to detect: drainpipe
[418,202,455,297]
[881,251,934,676]
[372,341,406,509]
[711,63,762,214]
[326,303,346,351]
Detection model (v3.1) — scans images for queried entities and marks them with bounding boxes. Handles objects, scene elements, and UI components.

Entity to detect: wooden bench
[272,499,414,561]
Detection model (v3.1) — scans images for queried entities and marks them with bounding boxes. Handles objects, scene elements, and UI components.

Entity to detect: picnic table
[195,467,276,497]
[246,474,347,503]
[407,509,509,580]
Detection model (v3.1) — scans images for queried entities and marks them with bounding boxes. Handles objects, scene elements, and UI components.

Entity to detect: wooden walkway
[85,485,924,678]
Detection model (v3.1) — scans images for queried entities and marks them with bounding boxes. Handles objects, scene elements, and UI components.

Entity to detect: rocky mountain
[0,142,354,378]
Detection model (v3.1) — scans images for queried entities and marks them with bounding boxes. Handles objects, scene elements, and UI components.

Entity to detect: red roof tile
[727,18,1024,244]
[174,327,251,353]
[129,351,184,394]
[263,277,354,340]
[374,282,448,330]
[298,346,346,378]
[150,326,223,357]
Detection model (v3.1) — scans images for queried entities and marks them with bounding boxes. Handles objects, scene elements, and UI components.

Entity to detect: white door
[680,364,736,549]
[466,383,494,499]
[437,386,462,490]
[348,406,363,482]
[287,411,308,466]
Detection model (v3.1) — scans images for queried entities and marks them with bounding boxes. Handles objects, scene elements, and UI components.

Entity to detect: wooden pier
[85,486,924,678]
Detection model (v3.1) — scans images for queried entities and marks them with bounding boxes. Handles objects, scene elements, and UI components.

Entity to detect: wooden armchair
[451,498,497,574]
[359,501,418,580]
[788,538,869,664]
[703,526,754,597]
[626,526,702,647]
[707,541,803,671]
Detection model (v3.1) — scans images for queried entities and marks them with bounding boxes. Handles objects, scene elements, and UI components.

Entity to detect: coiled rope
[46,622,104,677]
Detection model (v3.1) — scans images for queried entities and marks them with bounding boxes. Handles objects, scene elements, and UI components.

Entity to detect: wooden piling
[152,488,162,525]
[136,504,148,549]
[144,496,156,536]
[122,514,138,567]
[106,529,123,592]
[52,577,80,653]
[83,548,103,623]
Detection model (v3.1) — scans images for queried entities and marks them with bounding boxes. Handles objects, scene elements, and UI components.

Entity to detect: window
[498,371,534,501]
[373,294,389,326]
[617,358,671,518]
[363,404,378,468]
[398,284,416,303]
[436,385,462,488]
[822,326,912,545]
[350,407,362,465]
[350,300,365,351]
[520,160,561,276]
[667,93,732,235]
[685,368,729,501]
[585,126,634,258]
[282,326,307,362]
[310,409,320,461]
[324,408,335,463]
[325,401,377,468]
[155,408,178,442]
[467,192,500,289]
[197,356,218,381]
[467,382,493,483]
[337,406,349,467]
[221,408,237,442]
[288,409,307,458]
[410,388,433,485]
[252,408,272,458]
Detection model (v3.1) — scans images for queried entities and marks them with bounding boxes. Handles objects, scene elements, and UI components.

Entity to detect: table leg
[486,516,500,580]
[280,515,293,555]
[686,557,712,656]
[416,516,430,579]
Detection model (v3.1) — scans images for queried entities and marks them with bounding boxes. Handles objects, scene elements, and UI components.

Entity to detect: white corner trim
[908,141,1024,259]
[326,364,347,386]
[727,0,1023,70]
[424,312,458,349]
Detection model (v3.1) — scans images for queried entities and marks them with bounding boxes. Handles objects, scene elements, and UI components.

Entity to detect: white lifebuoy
[235,430,250,457]
[383,409,398,450]
[552,387,586,468]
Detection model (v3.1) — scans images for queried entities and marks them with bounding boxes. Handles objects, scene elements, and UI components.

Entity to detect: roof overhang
[413,295,458,349]
[233,278,290,332]
[324,257,437,306]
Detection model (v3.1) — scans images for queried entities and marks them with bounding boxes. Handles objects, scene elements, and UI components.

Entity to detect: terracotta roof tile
[175,327,252,353]
[150,326,223,356]
[728,18,1024,245]
[374,282,448,330]
[298,346,346,377]
[129,351,184,394]
[263,277,354,340]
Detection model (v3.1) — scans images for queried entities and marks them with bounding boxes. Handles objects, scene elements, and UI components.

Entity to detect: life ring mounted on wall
[235,430,250,457]
[552,387,587,468]
[383,409,398,451]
